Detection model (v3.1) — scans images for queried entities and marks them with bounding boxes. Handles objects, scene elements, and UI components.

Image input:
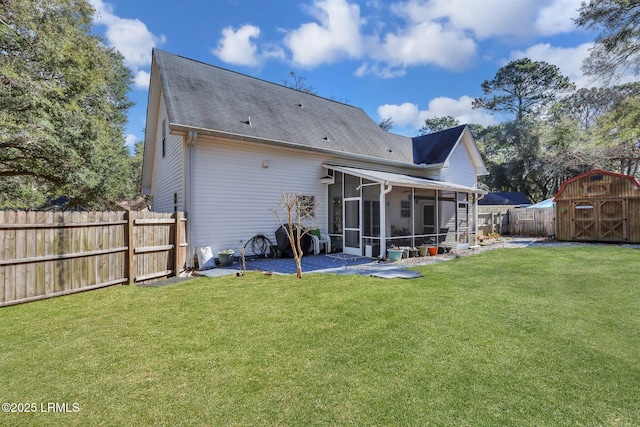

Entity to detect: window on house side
[401,200,411,217]
[297,195,315,218]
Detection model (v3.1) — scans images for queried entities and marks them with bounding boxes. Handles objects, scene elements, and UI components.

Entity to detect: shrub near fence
[0,211,187,307]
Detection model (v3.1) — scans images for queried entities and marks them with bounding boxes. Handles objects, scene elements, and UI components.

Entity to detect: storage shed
[553,170,640,243]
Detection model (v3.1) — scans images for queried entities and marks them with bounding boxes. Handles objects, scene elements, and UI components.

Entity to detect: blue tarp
[528,198,554,209]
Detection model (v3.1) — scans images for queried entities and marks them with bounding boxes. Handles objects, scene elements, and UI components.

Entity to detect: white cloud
[283,0,478,73]
[284,0,364,68]
[535,0,583,35]
[125,134,138,153]
[355,63,406,78]
[378,96,497,131]
[133,70,150,89]
[283,0,577,75]
[90,0,165,89]
[394,0,538,39]
[212,0,592,77]
[509,42,597,88]
[374,21,477,71]
[213,25,262,67]
[395,0,581,40]
[425,96,498,126]
[378,102,421,128]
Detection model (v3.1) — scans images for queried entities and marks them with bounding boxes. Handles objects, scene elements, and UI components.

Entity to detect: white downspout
[473,192,485,247]
[185,130,197,268]
[379,183,393,259]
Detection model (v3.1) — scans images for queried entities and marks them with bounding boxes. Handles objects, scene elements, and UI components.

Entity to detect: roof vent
[297,102,303,108]
[388,149,393,153]
[323,135,331,142]
[243,116,252,126]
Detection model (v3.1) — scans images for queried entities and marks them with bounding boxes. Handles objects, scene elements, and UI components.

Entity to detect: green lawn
[1,246,639,426]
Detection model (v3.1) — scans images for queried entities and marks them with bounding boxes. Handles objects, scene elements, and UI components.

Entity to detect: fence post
[503,211,508,235]
[173,212,181,275]
[490,210,496,234]
[125,210,135,285]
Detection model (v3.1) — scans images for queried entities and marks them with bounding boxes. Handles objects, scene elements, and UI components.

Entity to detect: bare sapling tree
[271,191,318,278]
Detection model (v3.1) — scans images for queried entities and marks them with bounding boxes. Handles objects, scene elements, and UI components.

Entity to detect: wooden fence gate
[0,211,187,307]
[477,209,509,236]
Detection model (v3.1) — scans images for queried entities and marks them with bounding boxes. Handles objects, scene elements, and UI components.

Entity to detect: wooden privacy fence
[478,208,555,237]
[0,211,187,307]
[508,208,555,237]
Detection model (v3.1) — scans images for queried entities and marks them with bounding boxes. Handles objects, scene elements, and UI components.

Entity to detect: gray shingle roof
[153,49,414,164]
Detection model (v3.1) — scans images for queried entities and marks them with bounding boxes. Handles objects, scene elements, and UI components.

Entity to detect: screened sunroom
[325,166,486,258]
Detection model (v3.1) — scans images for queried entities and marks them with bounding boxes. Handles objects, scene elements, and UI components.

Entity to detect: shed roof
[553,169,640,202]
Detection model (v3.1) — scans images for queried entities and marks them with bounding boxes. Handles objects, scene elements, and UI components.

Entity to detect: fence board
[478,208,555,237]
[508,208,555,237]
[0,210,187,307]
[477,209,509,236]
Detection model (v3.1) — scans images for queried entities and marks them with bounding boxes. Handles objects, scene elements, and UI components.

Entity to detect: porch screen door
[343,197,361,255]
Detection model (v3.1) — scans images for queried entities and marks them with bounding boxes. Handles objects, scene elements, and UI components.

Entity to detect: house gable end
[412,125,487,176]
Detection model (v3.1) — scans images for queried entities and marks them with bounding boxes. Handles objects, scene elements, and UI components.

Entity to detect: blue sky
[88,0,609,151]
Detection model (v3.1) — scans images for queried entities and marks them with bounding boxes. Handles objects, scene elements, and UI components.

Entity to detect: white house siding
[150,97,183,212]
[189,137,329,255]
[437,141,478,188]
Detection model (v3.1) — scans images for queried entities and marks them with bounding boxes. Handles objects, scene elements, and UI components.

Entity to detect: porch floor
[222,253,373,275]
[195,253,422,279]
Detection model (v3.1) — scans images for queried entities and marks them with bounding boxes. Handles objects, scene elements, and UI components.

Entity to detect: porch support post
[454,191,459,243]
[410,187,415,247]
[472,193,479,247]
[379,183,393,259]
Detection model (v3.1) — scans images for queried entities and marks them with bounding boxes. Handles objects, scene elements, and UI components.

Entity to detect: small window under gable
[297,195,316,217]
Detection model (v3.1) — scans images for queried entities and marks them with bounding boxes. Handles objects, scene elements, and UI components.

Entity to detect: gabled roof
[150,49,413,164]
[412,125,467,165]
[479,192,532,206]
[553,169,640,201]
[412,124,487,175]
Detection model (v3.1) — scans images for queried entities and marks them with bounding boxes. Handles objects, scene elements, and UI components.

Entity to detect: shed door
[573,201,596,241]
[572,199,626,242]
[598,199,625,242]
